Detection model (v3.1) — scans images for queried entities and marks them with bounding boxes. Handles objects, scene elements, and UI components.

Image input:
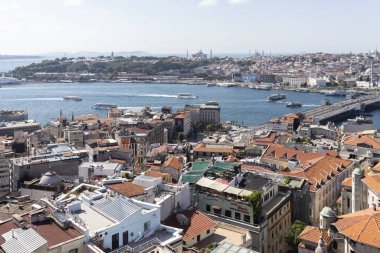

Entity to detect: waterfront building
[307,78,326,87]
[194,173,291,253]
[107,107,125,118]
[0,109,28,122]
[42,184,183,252]
[0,120,40,137]
[282,76,306,87]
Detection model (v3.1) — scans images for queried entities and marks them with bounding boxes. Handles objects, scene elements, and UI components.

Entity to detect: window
[144,221,150,232]
[207,230,210,234]
[69,250,78,253]
[244,215,251,222]
[235,212,241,220]
[347,197,350,209]
[225,210,232,217]
[213,207,221,216]
[206,204,210,212]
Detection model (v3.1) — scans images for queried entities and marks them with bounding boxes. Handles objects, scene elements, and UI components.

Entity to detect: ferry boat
[286,102,302,108]
[268,94,286,101]
[0,73,20,85]
[63,96,82,101]
[206,83,216,87]
[92,103,117,110]
[177,93,198,99]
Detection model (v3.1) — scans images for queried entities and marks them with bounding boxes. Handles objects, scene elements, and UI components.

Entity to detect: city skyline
[0,0,379,55]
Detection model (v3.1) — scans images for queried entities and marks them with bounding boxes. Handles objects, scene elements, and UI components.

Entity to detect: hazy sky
[0,0,379,55]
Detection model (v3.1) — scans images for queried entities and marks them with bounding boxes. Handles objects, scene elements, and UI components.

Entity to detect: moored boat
[268,94,286,101]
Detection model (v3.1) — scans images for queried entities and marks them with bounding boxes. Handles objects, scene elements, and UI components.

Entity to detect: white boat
[216,82,237,87]
[177,93,198,99]
[63,96,82,101]
[286,102,302,108]
[0,73,20,85]
[92,103,117,110]
[256,83,272,90]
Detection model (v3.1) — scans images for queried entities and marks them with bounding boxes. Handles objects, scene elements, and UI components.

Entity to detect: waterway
[2,82,369,127]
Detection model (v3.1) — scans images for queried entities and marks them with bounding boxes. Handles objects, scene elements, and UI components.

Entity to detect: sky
[0,0,379,55]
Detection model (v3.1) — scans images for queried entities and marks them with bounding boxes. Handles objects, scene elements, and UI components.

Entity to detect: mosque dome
[353,167,363,176]
[320,206,336,218]
[40,171,62,186]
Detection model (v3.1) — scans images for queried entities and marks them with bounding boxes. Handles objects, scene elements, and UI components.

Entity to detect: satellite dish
[176,214,189,226]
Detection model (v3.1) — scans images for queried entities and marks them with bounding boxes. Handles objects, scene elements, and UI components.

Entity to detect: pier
[305,94,380,124]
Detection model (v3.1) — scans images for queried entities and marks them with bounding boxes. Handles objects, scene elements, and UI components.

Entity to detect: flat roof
[211,242,258,253]
[77,203,115,236]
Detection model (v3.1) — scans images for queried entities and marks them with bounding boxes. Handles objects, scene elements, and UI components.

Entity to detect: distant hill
[0,55,42,60]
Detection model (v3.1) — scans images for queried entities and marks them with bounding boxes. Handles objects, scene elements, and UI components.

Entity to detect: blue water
[0,82,374,127]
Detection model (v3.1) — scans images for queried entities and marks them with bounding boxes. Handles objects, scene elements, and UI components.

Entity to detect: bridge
[304,94,380,124]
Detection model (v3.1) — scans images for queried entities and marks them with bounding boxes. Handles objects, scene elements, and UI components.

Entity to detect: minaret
[210,49,212,59]
[71,111,74,121]
[370,60,374,87]
[352,167,364,213]
[186,50,189,59]
[314,235,328,253]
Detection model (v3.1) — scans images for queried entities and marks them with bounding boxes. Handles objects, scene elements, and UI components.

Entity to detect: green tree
[244,191,262,223]
[285,220,306,253]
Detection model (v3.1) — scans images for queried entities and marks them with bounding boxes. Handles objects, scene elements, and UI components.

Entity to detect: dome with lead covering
[40,171,62,186]
[320,206,336,218]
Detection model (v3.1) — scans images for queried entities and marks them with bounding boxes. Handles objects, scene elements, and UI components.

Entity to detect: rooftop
[105,182,146,197]
[210,242,258,253]
[163,209,216,241]
[335,207,380,248]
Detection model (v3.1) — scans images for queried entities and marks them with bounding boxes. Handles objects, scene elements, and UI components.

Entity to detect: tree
[244,191,262,223]
[285,220,306,253]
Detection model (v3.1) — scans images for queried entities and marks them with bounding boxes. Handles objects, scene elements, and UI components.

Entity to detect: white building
[308,77,326,87]
[43,184,183,253]
[79,162,122,182]
[283,76,306,87]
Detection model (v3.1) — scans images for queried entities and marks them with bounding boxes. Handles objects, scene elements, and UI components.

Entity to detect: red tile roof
[106,182,145,197]
[286,156,353,191]
[163,210,216,241]
[299,226,331,245]
[344,135,380,149]
[164,156,184,171]
[262,144,324,166]
[335,208,380,248]
[362,174,380,195]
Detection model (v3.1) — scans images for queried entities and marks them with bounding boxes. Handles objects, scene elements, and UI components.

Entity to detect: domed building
[39,171,62,186]
[21,171,69,200]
